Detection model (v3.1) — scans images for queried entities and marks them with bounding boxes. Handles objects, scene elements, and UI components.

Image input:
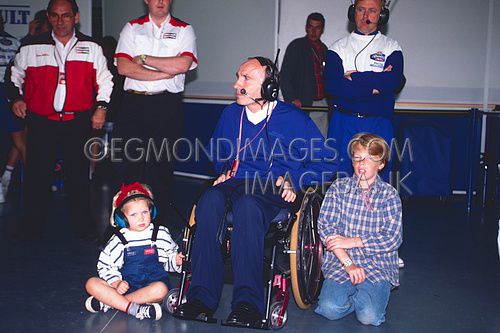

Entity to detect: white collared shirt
[115,14,198,93]
[52,31,77,112]
[245,101,277,125]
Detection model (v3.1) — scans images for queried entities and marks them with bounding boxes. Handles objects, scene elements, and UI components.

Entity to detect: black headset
[113,193,157,228]
[251,56,280,102]
[348,0,390,26]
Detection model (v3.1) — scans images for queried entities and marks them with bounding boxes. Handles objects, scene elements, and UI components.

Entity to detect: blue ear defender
[113,193,157,228]
[114,211,128,228]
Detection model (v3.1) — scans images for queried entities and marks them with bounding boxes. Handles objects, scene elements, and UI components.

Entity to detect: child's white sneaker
[135,303,162,321]
[85,296,111,313]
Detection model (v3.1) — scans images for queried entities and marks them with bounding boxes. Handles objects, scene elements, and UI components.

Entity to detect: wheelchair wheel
[188,205,196,227]
[183,205,197,250]
[164,288,181,314]
[289,187,323,309]
[269,301,287,330]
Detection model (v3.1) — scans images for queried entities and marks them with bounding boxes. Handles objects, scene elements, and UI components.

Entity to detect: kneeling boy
[315,133,402,326]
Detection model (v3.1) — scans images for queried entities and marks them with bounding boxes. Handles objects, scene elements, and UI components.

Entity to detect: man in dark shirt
[280,13,328,137]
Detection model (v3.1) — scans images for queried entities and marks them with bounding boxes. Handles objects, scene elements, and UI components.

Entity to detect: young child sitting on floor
[84,182,183,320]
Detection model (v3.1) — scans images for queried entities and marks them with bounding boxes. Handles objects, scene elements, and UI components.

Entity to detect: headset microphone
[240,88,263,106]
[366,19,374,25]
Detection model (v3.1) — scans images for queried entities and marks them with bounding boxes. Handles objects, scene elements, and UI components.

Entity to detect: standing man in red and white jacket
[9,0,113,239]
[114,0,197,226]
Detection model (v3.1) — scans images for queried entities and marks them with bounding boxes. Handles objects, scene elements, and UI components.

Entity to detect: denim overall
[114,224,171,293]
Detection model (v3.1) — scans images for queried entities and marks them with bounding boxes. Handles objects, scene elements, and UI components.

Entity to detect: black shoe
[173,299,216,323]
[222,302,264,328]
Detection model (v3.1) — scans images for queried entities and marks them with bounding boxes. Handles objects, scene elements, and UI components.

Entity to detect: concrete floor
[0,174,499,333]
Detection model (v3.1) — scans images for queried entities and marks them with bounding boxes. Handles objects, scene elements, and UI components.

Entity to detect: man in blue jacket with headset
[325,0,405,180]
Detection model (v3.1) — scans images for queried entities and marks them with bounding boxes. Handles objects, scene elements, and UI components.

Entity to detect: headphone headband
[348,0,390,26]
[116,193,154,211]
[250,56,280,102]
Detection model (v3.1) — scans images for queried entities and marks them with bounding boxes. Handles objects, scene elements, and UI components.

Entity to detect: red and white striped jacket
[9,31,113,121]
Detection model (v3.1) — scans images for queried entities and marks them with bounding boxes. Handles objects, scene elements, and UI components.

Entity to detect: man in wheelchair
[173,57,337,327]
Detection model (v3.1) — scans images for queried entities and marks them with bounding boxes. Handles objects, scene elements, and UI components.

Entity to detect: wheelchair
[164,187,324,330]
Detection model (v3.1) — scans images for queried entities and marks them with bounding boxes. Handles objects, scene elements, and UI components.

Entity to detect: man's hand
[291,99,302,108]
[91,107,106,129]
[12,99,27,118]
[213,171,232,186]
[345,264,366,285]
[370,65,392,95]
[276,176,296,202]
[343,70,358,81]
[325,235,360,250]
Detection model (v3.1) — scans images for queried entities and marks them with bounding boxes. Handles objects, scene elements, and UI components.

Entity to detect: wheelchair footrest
[221,319,268,330]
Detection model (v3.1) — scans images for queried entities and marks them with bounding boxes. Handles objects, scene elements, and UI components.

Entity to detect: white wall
[279,0,499,105]
[1,0,92,39]
[102,0,499,105]
[103,0,278,98]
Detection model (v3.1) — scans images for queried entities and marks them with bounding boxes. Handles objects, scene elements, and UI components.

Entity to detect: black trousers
[113,91,183,226]
[24,112,91,235]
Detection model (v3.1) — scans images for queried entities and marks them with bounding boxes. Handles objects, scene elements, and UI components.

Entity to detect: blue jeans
[315,279,391,326]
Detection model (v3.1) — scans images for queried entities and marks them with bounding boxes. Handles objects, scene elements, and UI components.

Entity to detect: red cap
[114,182,152,209]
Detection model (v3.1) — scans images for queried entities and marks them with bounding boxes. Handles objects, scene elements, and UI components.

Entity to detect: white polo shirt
[115,14,198,93]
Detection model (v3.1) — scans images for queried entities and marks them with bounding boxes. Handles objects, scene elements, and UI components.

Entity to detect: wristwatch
[139,54,147,64]
[342,258,353,268]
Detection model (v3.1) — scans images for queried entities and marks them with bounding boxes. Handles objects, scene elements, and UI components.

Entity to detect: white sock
[2,166,13,180]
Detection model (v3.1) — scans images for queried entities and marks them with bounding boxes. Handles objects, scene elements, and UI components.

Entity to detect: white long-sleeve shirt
[97,224,180,285]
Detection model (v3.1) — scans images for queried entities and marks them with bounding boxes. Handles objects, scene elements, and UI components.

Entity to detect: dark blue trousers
[186,178,291,315]
[327,111,394,181]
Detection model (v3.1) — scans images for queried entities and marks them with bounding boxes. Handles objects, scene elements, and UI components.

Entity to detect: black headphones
[113,193,157,228]
[348,0,390,26]
[251,56,280,102]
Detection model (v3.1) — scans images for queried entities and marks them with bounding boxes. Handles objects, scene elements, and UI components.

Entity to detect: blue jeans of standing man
[315,279,391,326]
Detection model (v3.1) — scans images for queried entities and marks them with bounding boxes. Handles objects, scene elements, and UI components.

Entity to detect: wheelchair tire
[164,288,181,314]
[269,301,287,330]
[188,205,196,227]
[182,205,197,252]
[289,187,323,309]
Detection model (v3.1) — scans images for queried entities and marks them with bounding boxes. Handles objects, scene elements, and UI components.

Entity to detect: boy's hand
[116,280,130,295]
[325,235,359,250]
[345,264,366,285]
[175,252,185,266]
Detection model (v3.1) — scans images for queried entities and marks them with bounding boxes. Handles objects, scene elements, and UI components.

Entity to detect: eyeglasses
[351,154,383,163]
[48,13,74,21]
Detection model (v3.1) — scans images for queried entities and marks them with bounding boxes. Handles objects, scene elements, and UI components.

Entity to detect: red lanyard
[356,174,373,211]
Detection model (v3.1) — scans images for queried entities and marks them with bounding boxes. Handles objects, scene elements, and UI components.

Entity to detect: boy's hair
[347,133,390,165]
[110,182,155,227]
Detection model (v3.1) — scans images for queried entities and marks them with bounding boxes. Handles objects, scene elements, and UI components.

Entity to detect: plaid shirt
[318,175,402,286]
